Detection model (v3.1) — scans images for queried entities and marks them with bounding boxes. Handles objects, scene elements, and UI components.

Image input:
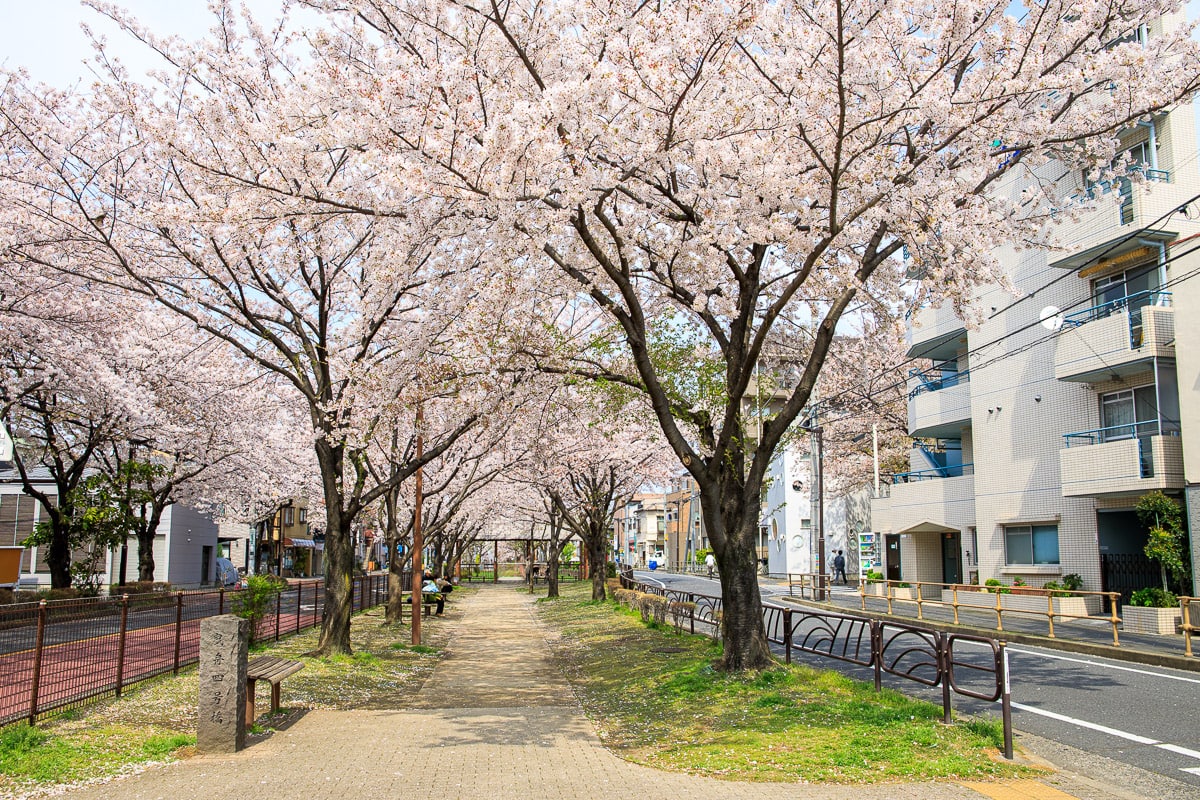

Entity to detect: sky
[2,0,1200,88]
[0,0,287,88]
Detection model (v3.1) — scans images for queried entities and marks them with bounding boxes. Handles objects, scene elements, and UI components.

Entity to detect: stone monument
[198,615,248,753]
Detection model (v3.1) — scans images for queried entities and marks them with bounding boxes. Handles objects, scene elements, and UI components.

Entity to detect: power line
[813,192,1200,414]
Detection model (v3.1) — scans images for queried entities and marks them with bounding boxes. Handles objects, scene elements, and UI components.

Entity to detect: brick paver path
[62,586,1074,800]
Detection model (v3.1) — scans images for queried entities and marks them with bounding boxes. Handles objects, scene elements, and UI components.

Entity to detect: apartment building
[612,494,667,568]
[872,18,1199,599]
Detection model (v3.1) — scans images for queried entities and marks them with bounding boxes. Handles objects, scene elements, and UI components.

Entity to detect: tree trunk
[313,441,354,656]
[46,518,72,590]
[546,540,561,599]
[707,484,775,671]
[586,528,607,601]
[386,542,406,625]
[135,504,166,582]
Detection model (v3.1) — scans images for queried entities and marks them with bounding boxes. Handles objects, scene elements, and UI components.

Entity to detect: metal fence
[0,574,387,726]
[619,568,1013,758]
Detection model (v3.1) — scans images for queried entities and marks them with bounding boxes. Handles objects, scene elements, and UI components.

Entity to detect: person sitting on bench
[421,574,445,615]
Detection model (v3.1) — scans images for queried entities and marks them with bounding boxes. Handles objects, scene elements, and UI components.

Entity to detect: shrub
[111,581,172,596]
[1011,577,1027,587]
[983,578,1010,595]
[604,562,617,579]
[1129,587,1178,609]
[667,600,695,632]
[639,594,669,625]
[233,574,287,643]
[1061,573,1083,591]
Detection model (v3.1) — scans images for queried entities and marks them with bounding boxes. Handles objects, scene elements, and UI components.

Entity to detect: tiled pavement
[56,585,1144,800]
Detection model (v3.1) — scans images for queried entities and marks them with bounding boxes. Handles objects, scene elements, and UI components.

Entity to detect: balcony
[877,469,975,534]
[905,303,967,360]
[1055,292,1173,381]
[908,368,971,438]
[1052,170,1186,258]
[1060,428,1184,498]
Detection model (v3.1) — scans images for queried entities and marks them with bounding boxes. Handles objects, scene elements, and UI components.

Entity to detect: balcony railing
[1075,166,1170,225]
[908,367,970,399]
[1063,424,1180,479]
[889,463,974,484]
[1062,290,1170,349]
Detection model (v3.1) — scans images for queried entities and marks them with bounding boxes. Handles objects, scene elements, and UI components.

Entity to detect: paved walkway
[60,586,1137,800]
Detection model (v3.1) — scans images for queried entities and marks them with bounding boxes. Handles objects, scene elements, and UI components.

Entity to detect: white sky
[2,0,1200,88]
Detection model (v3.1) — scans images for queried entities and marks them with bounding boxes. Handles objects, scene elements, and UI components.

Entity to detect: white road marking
[1158,744,1200,760]
[1005,647,1200,685]
[1012,702,1200,767]
[1010,702,1160,744]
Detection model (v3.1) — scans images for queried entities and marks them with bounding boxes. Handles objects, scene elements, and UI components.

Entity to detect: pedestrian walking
[704,552,716,578]
[833,550,847,585]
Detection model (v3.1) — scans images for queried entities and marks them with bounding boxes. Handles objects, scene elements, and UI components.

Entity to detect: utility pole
[411,403,424,646]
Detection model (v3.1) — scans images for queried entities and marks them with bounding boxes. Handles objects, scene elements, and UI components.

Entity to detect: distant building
[0,466,220,589]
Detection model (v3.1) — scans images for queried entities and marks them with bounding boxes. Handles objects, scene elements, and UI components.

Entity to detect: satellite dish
[1039,305,1064,331]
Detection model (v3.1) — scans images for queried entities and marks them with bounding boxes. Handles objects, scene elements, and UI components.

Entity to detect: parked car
[214,557,239,587]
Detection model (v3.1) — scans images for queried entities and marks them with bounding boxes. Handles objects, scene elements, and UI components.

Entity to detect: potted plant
[863,569,886,596]
[1122,587,1182,636]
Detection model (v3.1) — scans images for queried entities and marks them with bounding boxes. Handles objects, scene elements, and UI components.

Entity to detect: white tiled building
[872,15,1200,598]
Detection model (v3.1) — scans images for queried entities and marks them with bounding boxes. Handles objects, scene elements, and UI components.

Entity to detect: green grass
[0,722,195,786]
[535,582,1034,784]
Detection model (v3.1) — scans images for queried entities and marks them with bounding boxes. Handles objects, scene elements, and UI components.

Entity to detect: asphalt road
[636,570,1200,795]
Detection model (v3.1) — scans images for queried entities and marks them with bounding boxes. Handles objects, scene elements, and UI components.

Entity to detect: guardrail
[0,574,387,727]
[889,463,974,484]
[619,567,1013,759]
[1183,597,1199,657]
[858,579,1121,646]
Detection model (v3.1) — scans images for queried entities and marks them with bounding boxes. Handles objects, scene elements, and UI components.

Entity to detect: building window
[299,508,307,524]
[1004,524,1059,565]
[283,507,294,527]
[1099,384,1158,442]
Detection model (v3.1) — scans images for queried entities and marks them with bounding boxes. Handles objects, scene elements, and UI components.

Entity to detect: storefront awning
[284,538,317,548]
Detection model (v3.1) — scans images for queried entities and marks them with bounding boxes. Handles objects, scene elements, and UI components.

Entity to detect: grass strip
[535,582,1035,784]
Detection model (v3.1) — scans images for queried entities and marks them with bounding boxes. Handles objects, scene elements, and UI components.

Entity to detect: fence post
[115,595,130,698]
[1109,592,1121,647]
[218,587,224,615]
[783,608,793,665]
[28,600,47,725]
[1046,592,1055,638]
[275,590,282,641]
[871,620,882,692]
[994,588,1003,631]
[173,592,184,675]
[915,582,924,620]
[1000,641,1014,760]
[1184,598,1193,658]
[295,583,301,634]
[939,633,951,725]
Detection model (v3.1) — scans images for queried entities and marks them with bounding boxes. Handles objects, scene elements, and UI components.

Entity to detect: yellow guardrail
[855,579,1123,648]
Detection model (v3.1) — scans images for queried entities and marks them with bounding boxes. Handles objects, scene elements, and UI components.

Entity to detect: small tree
[23,472,142,595]
[1135,491,1187,593]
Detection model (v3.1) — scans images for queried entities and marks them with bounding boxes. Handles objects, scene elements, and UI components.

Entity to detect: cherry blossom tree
[291,0,1200,668]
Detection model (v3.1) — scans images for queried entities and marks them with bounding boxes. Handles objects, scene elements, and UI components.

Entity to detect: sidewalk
[53,585,1143,800]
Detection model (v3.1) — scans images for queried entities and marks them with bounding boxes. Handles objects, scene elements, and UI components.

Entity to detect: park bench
[245,655,304,725]
[403,592,443,618]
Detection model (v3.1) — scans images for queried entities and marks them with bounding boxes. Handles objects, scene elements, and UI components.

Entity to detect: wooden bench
[403,593,443,618]
[245,655,304,725]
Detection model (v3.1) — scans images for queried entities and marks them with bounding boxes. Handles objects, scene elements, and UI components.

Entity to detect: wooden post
[28,601,46,724]
[115,595,129,698]
[412,404,424,646]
